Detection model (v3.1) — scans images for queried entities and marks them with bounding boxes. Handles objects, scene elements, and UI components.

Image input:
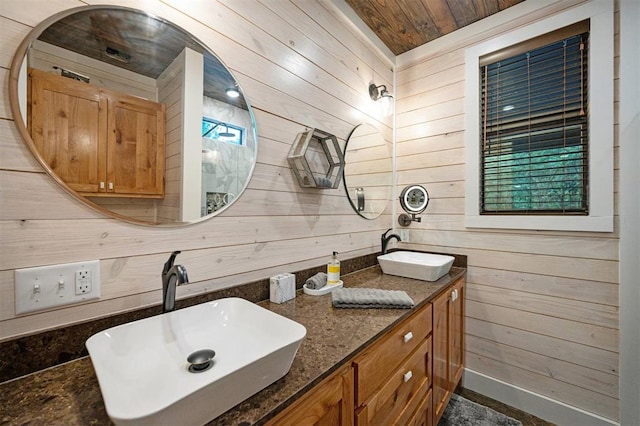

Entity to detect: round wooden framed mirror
[9,5,257,226]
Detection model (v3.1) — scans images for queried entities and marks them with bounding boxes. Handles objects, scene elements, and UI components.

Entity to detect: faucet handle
[176,264,189,284]
[383,228,393,238]
[163,250,182,275]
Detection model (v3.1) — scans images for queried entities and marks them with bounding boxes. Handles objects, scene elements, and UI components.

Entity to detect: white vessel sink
[86,297,306,426]
[378,251,455,282]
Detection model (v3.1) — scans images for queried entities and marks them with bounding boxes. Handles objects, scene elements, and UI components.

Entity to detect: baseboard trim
[463,369,619,426]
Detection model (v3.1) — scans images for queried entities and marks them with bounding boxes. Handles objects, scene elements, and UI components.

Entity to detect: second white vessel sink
[378,251,455,281]
[86,297,306,426]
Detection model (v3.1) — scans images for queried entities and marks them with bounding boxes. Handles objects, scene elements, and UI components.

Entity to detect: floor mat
[438,393,523,426]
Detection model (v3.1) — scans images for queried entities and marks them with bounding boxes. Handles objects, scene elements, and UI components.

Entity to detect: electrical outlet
[75,269,92,294]
[15,260,100,314]
[400,229,410,242]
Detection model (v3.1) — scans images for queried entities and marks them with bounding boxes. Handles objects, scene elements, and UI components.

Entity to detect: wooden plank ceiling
[345,0,525,55]
[38,8,247,110]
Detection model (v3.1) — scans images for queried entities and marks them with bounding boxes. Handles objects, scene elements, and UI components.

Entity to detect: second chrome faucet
[162,250,189,313]
[381,228,401,255]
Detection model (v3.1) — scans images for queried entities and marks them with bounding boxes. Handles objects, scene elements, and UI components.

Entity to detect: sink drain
[187,349,215,373]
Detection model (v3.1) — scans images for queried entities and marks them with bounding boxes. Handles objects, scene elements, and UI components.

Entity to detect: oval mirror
[343,124,393,219]
[9,6,257,226]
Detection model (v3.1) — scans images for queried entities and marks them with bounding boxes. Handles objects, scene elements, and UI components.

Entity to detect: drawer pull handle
[403,371,413,382]
[403,332,413,343]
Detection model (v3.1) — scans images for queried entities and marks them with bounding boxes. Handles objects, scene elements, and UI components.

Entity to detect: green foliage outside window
[483,145,585,212]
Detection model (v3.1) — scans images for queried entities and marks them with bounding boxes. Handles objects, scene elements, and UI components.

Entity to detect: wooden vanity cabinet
[265,363,354,426]
[28,68,165,198]
[432,277,465,425]
[265,276,464,426]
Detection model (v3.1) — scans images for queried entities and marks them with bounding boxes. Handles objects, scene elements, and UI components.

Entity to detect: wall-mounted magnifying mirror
[398,184,429,226]
[9,5,257,226]
[343,124,393,219]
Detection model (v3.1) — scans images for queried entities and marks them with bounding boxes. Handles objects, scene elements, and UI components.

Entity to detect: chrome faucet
[162,251,189,313]
[381,228,401,255]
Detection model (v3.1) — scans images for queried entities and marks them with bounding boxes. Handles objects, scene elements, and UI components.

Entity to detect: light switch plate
[15,260,100,314]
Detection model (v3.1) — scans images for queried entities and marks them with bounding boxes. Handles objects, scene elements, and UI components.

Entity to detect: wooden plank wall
[157,50,185,223]
[29,40,158,100]
[395,0,620,422]
[0,0,393,341]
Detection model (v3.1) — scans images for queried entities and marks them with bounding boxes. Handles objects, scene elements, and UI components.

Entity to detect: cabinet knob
[403,331,413,343]
[451,289,458,301]
[403,370,413,382]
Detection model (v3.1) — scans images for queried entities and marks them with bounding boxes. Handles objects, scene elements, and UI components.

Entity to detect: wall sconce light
[369,82,393,116]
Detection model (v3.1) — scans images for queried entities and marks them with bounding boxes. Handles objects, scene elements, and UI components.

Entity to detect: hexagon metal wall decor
[287,128,344,189]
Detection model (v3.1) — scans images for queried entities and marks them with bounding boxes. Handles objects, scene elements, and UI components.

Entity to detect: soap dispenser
[327,251,341,285]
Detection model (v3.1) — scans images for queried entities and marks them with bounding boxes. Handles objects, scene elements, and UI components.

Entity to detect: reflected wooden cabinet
[432,277,465,425]
[28,68,165,198]
[266,364,354,426]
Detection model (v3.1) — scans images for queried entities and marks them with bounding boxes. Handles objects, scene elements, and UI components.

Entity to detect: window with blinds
[479,21,589,215]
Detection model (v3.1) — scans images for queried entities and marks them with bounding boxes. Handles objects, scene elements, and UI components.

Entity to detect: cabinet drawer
[353,304,432,406]
[406,388,432,426]
[355,337,431,425]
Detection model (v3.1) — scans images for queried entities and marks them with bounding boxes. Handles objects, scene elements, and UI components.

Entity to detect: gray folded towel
[332,288,414,309]
[305,272,327,290]
[315,176,333,188]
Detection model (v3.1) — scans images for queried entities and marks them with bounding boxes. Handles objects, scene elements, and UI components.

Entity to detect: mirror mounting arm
[398,213,422,227]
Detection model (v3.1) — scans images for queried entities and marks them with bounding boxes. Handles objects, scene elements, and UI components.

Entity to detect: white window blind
[479,21,589,215]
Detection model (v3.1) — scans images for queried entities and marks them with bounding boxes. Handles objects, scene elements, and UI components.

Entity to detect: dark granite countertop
[0,265,465,426]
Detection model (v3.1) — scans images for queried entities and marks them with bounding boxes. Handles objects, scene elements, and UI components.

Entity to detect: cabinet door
[28,68,107,193]
[449,280,465,389]
[432,277,465,425]
[266,364,354,426]
[106,94,165,197]
[431,288,450,423]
